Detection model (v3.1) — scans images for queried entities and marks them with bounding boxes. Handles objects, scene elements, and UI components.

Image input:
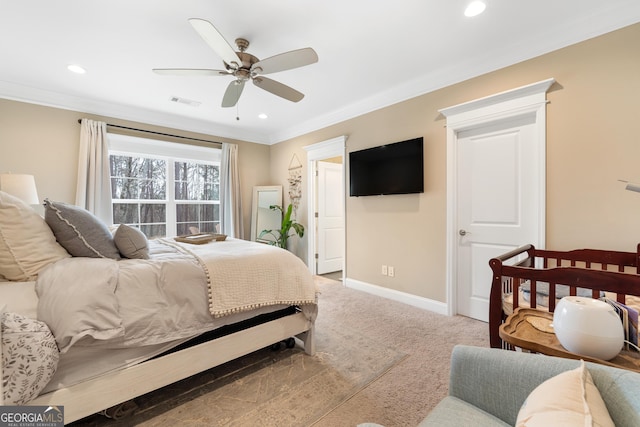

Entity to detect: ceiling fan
[153,18,318,108]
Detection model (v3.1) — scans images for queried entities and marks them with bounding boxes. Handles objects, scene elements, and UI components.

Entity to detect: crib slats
[548,282,556,312]
[530,280,537,309]
[489,243,640,349]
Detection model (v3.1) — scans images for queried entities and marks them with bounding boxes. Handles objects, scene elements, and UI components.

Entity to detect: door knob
[459,229,468,236]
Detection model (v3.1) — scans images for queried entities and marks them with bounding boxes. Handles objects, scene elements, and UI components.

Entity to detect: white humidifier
[553,296,624,360]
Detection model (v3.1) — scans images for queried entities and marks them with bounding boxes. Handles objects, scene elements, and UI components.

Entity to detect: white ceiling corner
[1,1,639,145]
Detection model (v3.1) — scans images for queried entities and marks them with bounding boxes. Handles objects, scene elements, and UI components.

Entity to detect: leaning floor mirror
[250,185,282,244]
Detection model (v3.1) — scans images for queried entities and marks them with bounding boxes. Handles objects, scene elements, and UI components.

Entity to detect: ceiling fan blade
[188,18,242,68]
[253,48,318,75]
[153,68,230,76]
[253,76,304,103]
[222,80,246,108]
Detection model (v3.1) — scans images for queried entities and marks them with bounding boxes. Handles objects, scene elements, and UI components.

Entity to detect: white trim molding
[439,78,554,317]
[439,78,555,121]
[303,136,347,276]
[345,278,448,315]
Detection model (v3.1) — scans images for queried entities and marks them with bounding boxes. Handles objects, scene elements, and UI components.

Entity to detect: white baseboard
[344,278,449,316]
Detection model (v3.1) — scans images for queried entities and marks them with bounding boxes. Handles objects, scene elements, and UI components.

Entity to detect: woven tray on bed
[174,233,227,244]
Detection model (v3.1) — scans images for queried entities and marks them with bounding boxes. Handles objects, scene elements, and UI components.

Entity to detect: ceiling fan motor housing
[225,51,259,81]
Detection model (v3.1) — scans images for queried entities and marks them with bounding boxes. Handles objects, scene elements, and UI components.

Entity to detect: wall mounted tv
[349,137,424,197]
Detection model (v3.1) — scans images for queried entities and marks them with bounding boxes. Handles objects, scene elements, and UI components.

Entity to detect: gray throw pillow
[114,224,150,259]
[43,199,121,259]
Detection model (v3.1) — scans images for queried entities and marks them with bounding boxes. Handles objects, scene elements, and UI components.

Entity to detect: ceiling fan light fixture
[465,1,486,17]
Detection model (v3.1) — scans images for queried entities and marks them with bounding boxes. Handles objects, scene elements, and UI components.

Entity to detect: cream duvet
[35,238,317,353]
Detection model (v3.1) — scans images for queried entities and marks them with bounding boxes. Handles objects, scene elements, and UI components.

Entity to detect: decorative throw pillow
[2,311,59,405]
[114,224,150,259]
[516,361,614,427]
[0,191,70,281]
[43,199,121,259]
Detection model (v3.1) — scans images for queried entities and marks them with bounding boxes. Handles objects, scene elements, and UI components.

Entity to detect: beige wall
[0,99,271,233]
[2,23,639,304]
[269,23,640,303]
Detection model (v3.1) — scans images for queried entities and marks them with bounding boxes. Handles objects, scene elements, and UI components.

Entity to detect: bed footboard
[489,244,640,348]
[30,311,315,424]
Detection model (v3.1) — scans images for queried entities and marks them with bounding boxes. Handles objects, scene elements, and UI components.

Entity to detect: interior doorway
[303,136,347,278]
[440,79,554,321]
[316,159,344,274]
[455,115,541,321]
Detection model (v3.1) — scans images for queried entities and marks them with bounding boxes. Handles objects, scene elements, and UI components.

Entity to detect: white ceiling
[1,1,639,145]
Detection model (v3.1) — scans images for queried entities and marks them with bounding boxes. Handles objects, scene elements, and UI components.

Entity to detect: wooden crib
[488,244,640,349]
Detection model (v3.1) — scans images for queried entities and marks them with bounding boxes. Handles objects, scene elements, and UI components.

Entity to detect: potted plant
[259,203,304,250]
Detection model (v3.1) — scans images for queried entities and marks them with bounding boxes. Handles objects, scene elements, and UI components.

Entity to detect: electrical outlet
[388,266,395,277]
[382,265,388,275]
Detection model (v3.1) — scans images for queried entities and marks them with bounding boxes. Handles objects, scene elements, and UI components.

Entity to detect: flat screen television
[349,137,424,197]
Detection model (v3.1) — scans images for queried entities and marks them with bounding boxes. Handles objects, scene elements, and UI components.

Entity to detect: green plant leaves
[260,203,304,250]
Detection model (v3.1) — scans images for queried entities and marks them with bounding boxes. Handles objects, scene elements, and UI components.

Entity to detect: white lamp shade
[0,174,40,204]
[553,296,624,360]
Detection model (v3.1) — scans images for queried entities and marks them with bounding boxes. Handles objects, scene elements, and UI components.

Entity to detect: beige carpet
[70,276,488,427]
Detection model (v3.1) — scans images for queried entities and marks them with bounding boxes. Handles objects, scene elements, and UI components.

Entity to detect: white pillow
[516,361,614,427]
[0,191,70,281]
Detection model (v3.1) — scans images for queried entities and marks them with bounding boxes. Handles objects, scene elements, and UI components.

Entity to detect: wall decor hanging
[288,153,303,215]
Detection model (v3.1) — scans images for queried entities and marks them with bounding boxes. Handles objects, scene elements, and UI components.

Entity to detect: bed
[0,193,317,424]
[488,243,640,349]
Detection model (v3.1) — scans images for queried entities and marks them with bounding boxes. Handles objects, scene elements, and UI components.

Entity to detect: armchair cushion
[419,396,510,427]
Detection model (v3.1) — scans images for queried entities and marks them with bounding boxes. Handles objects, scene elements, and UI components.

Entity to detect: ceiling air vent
[169,96,201,107]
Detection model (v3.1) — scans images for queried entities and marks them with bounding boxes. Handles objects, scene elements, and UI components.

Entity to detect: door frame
[316,161,344,274]
[303,135,347,276]
[439,78,554,316]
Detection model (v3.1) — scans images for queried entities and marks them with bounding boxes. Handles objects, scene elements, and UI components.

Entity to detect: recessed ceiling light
[465,1,486,17]
[258,113,268,119]
[67,64,86,74]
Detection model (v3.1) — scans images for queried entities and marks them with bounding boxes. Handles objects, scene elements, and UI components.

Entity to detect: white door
[457,114,540,321]
[317,161,344,274]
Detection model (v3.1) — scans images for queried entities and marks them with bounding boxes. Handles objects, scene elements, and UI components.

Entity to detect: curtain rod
[77,119,221,146]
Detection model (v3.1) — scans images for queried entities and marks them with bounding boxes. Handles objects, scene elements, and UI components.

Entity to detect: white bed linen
[39,303,297,395]
[502,286,595,315]
[2,237,317,400]
[173,238,318,316]
[35,238,317,353]
[503,286,640,315]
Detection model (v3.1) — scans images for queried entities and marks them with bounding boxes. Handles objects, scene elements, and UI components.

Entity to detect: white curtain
[220,142,244,238]
[75,119,112,224]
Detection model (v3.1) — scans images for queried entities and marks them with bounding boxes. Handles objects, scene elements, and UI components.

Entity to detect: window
[108,134,221,238]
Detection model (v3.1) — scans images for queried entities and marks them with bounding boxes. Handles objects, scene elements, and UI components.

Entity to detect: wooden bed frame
[488,244,640,349]
[2,307,315,424]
